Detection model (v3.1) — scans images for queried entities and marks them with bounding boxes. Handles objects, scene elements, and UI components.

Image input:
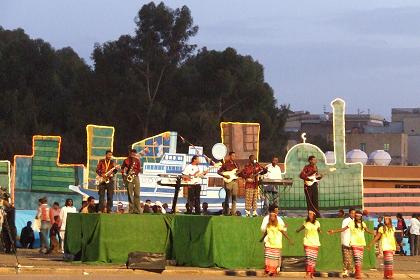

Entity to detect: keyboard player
[262,156,282,215]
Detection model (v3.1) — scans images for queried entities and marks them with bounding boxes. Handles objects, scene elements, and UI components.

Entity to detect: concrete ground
[0,249,419,278]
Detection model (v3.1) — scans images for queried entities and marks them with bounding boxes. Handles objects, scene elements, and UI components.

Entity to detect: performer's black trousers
[98,181,114,213]
[187,185,201,214]
[304,183,320,217]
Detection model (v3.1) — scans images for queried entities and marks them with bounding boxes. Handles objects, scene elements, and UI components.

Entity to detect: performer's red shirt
[240,162,264,189]
[217,159,238,173]
[299,164,318,186]
[121,157,141,175]
[96,159,116,176]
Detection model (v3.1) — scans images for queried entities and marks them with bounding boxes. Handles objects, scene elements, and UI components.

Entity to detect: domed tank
[346,149,368,165]
[325,151,335,164]
[368,150,392,166]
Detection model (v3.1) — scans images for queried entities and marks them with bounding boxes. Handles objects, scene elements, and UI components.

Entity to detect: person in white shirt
[182,155,207,214]
[59,198,77,252]
[341,208,356,277]
[262,157,282,215]
[409,213,420,256]
[261,204,286,242]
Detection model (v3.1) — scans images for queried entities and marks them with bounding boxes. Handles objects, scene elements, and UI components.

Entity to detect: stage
[65,214,375,271]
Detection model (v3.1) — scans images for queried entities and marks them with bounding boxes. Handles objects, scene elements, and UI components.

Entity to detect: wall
[346,133,408,165]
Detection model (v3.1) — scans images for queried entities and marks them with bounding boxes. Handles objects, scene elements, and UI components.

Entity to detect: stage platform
[65,214,375,270]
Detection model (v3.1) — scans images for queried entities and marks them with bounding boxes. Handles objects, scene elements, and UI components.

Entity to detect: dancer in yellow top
[328,210,374,279]
[261,212,293,276]
[368,216,396,279]
[296,210,321,278]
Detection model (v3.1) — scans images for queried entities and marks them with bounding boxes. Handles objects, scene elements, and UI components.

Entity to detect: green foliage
[0,2,289,163]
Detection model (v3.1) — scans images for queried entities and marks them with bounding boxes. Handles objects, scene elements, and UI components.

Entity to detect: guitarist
[239,155,266,217]
[217,152,239,216]
[96,150,119,213]
[299,155,322,217]
[182,155,207,214]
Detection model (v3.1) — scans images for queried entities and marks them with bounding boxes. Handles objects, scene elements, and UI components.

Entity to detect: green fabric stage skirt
[65,214,375,271]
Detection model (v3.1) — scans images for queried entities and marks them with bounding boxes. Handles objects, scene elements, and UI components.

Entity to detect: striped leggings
[351,246,364,278]
[304,245,319,273]
[383,250,394,279]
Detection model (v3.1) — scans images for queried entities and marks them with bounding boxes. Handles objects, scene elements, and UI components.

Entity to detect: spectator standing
[59,198,77,252]
[49,202,61,225]
[409,213,420,256]
[36,197,50,253]
[395,213,407,255]
[48,216,61,254]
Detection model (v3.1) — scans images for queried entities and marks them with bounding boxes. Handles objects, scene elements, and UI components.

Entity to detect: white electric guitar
[222,168,239,183]
[304,167,336,187]
[183,162,222,184]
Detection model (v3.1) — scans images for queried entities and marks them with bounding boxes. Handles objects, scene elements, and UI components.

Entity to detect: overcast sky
[2,0,420,119]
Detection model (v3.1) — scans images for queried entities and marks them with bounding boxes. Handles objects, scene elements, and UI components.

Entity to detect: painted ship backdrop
[3,98,420,251]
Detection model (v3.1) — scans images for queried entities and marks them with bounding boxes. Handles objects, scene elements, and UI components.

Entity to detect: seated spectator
[337,209,345,218]
[143,204,152,213]
[185,202,192,214]
[81,197,96,213]
[202,202,211,215]
[162,203,169,214]
[79,201,88,213]
[48,216,61,254]
[20,221,35,249]
[154,201,165,214]
[215,202,227,216]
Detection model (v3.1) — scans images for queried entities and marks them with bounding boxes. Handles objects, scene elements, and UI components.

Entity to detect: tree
[92,2,198,140]
[0,27,92,162]
[165,47,289,160]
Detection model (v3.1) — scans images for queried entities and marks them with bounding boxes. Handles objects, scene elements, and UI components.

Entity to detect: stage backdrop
[13,136,84,209]
[281,99,363,211]
[65,214,375,271]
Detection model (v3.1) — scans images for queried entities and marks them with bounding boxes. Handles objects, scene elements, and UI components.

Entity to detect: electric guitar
[222,168,239,183]
[182,162,222,184]
[304,167,336,186]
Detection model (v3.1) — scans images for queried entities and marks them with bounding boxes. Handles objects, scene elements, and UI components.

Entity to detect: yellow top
[265,223,284,249]
[349,221,367,246]
[303,221,321,247]
[378,226,396,251]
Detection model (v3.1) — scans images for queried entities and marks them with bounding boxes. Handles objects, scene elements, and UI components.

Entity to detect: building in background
[286,108,420,166]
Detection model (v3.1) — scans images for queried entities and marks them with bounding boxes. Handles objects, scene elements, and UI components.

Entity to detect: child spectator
[48,216,61,254]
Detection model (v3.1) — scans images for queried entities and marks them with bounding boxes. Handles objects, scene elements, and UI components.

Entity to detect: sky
[1,0,420,119]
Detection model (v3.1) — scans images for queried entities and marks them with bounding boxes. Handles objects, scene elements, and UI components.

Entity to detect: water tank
[325,151,335,164]
[346,149,368,165]
[369,150,392,166]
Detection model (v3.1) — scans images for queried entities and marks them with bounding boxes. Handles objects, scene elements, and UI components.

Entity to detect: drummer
[262,156,283,215]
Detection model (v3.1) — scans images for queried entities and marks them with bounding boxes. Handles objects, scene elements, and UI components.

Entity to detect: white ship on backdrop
[71,144,246,211]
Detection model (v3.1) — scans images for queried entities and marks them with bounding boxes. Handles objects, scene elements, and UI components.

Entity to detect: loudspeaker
[126,251,166,270]
[281,256,306,272]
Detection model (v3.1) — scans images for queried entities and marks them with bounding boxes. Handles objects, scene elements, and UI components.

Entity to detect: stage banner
[65,214,375,270]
